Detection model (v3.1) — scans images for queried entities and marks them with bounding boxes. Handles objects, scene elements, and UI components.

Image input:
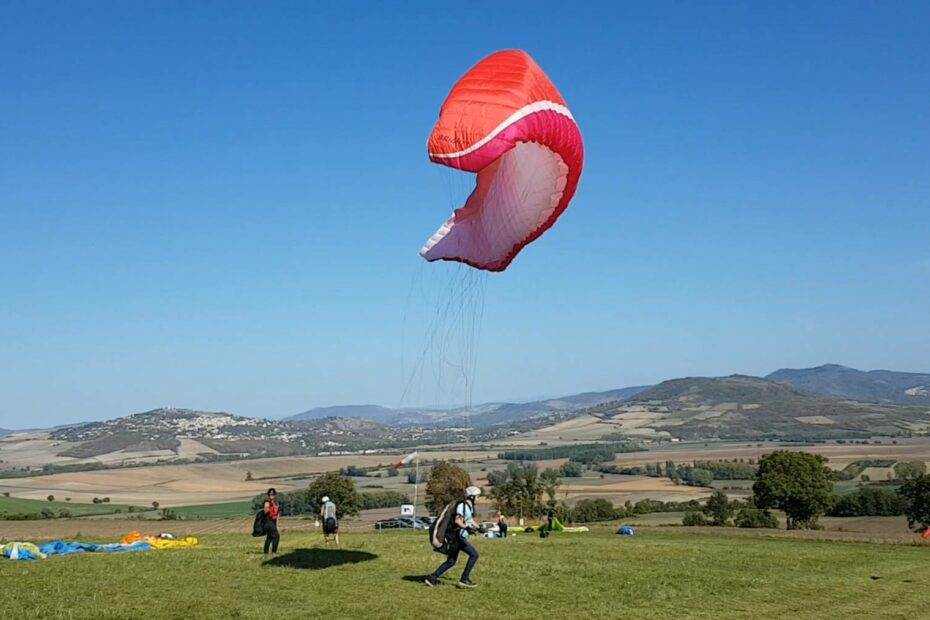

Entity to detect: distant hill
[462,386,652,428]
[286,404,453,426]
[544,385,654,408]
[289,405,403,424]
[50,408,290,459]
[587,374,930,441]
[767,364,930,406]
[632,375,809,405]
[42,407,412,463]
[289,385,652,429]
[6,365,929,472]
[1,407,483,473]
[0,423,81,436]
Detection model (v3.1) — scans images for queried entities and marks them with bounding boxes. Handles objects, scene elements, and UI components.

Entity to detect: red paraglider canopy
[421,50,584,272]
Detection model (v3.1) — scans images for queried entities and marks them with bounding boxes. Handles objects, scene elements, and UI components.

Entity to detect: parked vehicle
[373,516,432,530]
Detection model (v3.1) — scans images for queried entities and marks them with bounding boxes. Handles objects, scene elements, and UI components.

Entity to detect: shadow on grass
[401,575,463,586]
[402,575,432,583]
[264,548,377,570]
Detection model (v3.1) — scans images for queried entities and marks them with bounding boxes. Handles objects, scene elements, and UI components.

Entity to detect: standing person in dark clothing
[259,498,280,558]
[498,514,508,538]
[546,509,554,531]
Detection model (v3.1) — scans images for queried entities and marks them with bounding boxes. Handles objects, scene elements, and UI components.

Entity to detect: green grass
[0,495,141,518]
[171,501,254,519]
[3,528,927,619]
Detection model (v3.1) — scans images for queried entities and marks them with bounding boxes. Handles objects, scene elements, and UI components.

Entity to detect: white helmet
[322,496,330,503]
[465,486,481,498]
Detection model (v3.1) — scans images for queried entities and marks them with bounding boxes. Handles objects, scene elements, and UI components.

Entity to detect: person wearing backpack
[498,514,508,538]
[320,496,339,545]
[266,488,280,525]
[425,486,482,589]
[252,498,280,558]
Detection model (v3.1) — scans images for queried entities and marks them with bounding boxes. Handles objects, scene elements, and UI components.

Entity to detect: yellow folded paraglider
[1,542,46,560]
[519,517,589,534]
[120,531,198,548]
[148,537,198,549]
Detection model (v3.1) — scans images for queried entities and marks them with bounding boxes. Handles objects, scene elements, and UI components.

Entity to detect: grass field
[0,495,141,517]
[3,528,927,619]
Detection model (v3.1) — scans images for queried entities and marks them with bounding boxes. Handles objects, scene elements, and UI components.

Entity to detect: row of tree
[2,508,73,520]
[496,442,643,463]
[432,460,710,523]
[569,498,704,523]
[598,459,757,485]
[893,460,928,481]
[827,487,907,517]
[358,490,409,510]
[242,451,930,535]
[680,451,930,531]
[834,459,926,481]
[682,493,779,528]
[45,495,114,503]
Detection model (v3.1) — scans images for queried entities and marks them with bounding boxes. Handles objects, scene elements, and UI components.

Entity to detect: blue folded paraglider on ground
[1,540,152,561]
[40,540,152,556]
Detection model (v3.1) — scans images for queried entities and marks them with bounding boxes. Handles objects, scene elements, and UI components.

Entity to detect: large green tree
[897,473,930,532]
[540,468,562,508]
[689,468,714,488]
[752,451,833,529]
[307,472,361,518]
[559,461,584,478]
[734,503,779,529]
[703,491,734,526]
[489,463,547,518]
[572,499,617,523]
[894,461,928,481]
[424,462,472,515]
[486,469,509,486]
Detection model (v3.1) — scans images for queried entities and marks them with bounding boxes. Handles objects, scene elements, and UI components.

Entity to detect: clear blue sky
[2,1,928,428]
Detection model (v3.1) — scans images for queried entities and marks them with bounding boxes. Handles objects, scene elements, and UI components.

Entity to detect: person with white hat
[320,495,339,545]
[425,486,482,589]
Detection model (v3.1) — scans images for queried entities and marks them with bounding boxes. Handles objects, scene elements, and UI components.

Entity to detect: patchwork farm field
[3,438,929,511]
[3,529,927,619]
[0,495,142,517]
[0,449,499,506]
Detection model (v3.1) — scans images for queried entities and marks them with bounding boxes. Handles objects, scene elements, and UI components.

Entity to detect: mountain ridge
[4,363,928,443]
[589,373,929,441]
[767,364,930,406]
[3,366,929,474]
[287,385,652,427]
